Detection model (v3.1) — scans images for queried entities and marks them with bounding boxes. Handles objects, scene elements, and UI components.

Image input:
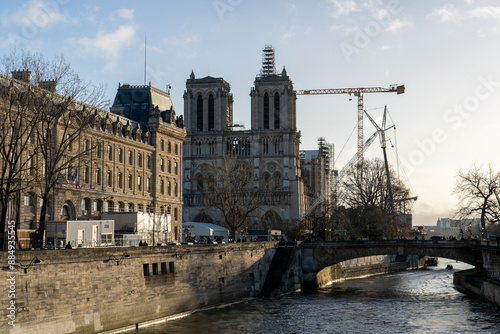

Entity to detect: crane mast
[295,85,405,164]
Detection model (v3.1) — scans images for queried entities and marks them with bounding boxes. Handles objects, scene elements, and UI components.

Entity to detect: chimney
[39,80,57,93]
[11,69,31,84]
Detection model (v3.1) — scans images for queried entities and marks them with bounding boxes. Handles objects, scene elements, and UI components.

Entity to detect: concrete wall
[1,242,276,334]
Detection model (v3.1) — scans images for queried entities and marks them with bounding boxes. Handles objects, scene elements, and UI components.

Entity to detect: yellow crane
[295,84,405,164]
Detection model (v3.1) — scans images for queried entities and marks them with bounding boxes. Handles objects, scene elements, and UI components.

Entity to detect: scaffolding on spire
[261,45,276,76]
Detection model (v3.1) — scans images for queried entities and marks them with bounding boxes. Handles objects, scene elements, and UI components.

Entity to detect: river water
[135,259,500,334]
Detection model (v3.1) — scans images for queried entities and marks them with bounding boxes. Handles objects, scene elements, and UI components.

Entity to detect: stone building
[0,71,185,246]
[182,46,307,232]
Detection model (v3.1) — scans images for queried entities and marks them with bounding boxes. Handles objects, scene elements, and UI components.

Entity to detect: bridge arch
[300,240,484,290]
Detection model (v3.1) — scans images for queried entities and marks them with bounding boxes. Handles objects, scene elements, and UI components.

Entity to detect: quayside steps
[260,244,295,297]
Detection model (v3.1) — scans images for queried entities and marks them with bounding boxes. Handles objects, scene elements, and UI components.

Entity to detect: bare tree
[339,158,411,239]
[0,51,105,249]
[0,80,45,249]
[34,99,94,244]
[205,155,269,238]
[2,49,109,109]
[454,163,500,238]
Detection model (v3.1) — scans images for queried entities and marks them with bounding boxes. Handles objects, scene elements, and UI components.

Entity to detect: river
[134,259,500,334]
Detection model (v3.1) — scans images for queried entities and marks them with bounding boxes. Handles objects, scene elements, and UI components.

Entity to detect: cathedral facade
[182,47,307,232]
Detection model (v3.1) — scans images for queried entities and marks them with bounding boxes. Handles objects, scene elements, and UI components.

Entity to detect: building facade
[0,71,185,246]
[182,46,307,231]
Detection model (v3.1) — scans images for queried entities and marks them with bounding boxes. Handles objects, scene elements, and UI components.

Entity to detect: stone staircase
[260,245,295,297]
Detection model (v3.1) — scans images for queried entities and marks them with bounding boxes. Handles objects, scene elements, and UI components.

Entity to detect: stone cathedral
[182,46,307,231]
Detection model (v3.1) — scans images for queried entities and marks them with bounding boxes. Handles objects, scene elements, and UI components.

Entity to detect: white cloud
[328,0,360,18]
[69,24,137,60]
[467,6,500,19]
[7,0,66,28]
[386,19,412,33]
[428,4,461,23]
[117,8,135,21]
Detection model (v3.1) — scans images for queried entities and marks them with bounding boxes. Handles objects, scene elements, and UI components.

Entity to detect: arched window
[263,93,269,129]
[118,172,123,188]
[167,160,171,173]
[274,92,280,129]
[167,181,171,196]
[128,203,134,212]
[128,174,133,190]
[196,94,203,131]
[160,180,165,194]
[107,200,114,212]
[107,145,113,160]
[96,168,101,185]
[94,200,102,212]
[272,172,282,190]
[208,94,215,131]
[84,166,89,183]
[174,182,178,197]
[118,202,125,212]
[262,172,271,190]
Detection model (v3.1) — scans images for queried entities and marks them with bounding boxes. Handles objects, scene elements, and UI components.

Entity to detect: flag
[72,168,78,189]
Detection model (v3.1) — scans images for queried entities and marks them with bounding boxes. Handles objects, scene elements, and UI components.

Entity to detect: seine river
[134,259,500,334]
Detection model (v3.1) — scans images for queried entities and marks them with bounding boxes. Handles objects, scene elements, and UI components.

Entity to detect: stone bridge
[300,240,500,289]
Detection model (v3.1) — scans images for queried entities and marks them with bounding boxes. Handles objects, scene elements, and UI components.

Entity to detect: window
[118,148,123,163]
[81,198,90,211]
[107,145,113,160]
[208,94,214,131]
[196,174,203,191]
[107,170,112,187]
[274,92,280,129]
[167,160,171,173]
[174,207,178,221]
[161,139,164,151]
[29,156,35,175]
[168,142,171,153]
[94,200,102,212]
[167,181,171,196]
[128,174,132,190]
[161,158,164,172]
[82,166,89,184]
[174,162,178,175]
[143,264,150,276]
[152,263,158,275]
[161,262,167,274]
[175,144,178,155]
[147,155,151,169]
[169,262,175,273]
[128,150,133,165]
[138,153,142,167]
[96,144,101,158]
[196,94,203,131]
[128,203,134,212]
[174,182,178,197]
[146,177,151,192]
[263,93,269,129]
[84,139,90,154]
[137,176,142,191]
[160,180,164,194]
[107,201,114,212]
[118,172,123,188]
[96,168,101,185]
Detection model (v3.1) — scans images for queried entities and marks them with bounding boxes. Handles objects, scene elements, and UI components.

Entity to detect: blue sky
[2,0,500,226]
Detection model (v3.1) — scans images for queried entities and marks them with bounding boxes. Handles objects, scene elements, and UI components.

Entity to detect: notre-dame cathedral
[182,46,310,231]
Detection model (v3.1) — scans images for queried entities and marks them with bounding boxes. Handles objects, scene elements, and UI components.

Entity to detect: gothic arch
[261,210,283,230]
[193,210,214,224]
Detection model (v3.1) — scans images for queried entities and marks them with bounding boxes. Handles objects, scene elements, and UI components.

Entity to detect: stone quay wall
[0,243,276,334]
[454,270,500,308]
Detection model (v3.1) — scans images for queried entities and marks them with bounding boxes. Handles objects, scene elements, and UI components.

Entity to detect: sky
[1,0,500,227]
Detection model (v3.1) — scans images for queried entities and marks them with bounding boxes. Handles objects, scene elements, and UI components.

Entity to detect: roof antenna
[144,32,147,85]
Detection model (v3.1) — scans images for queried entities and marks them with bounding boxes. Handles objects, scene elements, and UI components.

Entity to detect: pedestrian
[65,241,72,249]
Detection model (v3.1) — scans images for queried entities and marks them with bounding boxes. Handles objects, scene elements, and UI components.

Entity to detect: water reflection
[135,260,500,334]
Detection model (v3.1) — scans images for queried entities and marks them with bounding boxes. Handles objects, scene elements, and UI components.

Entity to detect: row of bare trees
[0,51,107,250]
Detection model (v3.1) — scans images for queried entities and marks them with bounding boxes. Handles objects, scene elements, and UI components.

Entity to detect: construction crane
[295,85,405,164]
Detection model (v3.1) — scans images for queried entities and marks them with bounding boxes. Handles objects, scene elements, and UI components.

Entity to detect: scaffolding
[261,45,276,76]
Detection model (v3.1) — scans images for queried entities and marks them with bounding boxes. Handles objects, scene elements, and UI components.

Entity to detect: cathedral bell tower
[250,45,296,131]
[183,71,233,135]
